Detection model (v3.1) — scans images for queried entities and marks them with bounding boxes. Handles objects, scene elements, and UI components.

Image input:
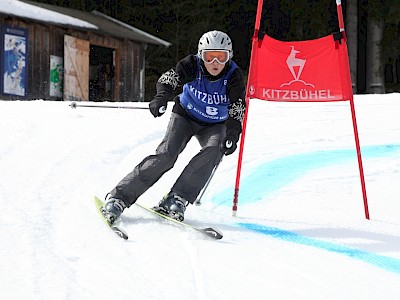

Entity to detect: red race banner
[248,34,353,102]
[233,0,369,220]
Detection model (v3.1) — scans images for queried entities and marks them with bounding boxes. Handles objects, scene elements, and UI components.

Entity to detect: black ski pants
[110,112,225,206]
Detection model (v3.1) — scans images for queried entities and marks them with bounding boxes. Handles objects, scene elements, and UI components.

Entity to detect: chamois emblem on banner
[281,46,315,88]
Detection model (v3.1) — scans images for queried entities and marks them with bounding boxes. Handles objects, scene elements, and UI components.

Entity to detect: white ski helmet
[197,30,233,60]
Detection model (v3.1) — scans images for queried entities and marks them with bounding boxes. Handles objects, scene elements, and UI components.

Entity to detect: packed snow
[0,94,399,299]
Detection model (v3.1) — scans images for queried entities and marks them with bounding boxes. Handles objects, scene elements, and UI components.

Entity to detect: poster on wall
[50,55,63,98]
[2,26,28,97]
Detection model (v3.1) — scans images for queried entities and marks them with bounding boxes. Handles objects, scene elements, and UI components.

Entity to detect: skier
[103,30,246,224]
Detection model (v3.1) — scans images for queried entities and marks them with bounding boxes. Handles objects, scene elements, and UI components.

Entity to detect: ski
[135,203,223,240]
[94,196,128,240]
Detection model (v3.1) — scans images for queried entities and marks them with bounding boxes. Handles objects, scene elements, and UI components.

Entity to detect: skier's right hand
[149,97,167,117]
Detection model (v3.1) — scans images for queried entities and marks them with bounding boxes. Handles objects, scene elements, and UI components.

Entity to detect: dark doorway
[89,45,115,101]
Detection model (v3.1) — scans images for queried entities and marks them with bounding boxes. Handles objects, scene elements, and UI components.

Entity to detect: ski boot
[154,192,188,222]
[102,197,126,225]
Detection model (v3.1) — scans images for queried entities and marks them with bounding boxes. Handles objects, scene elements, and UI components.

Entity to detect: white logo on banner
[281,46,314,88]
[249,85,255,95]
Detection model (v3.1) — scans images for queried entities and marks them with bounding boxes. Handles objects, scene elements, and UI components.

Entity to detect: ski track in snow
[1,96,400,299]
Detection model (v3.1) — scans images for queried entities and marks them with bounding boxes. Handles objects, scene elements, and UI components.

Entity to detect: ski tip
[112,227,129,240]
[201,227,223,240]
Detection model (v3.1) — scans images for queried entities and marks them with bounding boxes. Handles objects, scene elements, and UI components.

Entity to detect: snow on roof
[2,0,170,47]
[1,0,98,29]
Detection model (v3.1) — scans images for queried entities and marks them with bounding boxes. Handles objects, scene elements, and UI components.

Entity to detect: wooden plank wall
[0,15,145,101]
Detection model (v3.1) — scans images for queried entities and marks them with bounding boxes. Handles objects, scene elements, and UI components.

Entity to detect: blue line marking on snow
[212,144,400,206]
[238,222,400,274]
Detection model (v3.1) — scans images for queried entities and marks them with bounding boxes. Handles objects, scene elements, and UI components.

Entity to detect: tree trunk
[366,19,384,93]
[346,0,358,93]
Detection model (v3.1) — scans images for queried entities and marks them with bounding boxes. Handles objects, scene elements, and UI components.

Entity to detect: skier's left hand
[221,136,238,156]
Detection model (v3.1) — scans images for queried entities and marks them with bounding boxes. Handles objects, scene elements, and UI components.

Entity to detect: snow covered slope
[0,94,399,299]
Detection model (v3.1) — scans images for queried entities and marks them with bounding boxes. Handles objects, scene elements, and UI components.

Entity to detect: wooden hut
[0,0,170,101]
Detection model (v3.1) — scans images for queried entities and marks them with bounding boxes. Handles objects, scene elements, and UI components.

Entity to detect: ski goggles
[201,50,230,64]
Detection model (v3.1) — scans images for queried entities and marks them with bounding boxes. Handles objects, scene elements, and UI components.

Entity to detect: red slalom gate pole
[232,0,264,216]
[349,98,370,219]
[336,0,370,219]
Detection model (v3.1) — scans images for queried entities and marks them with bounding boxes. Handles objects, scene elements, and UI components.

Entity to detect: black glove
[149,98,167,117]
[221,136,238,156]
